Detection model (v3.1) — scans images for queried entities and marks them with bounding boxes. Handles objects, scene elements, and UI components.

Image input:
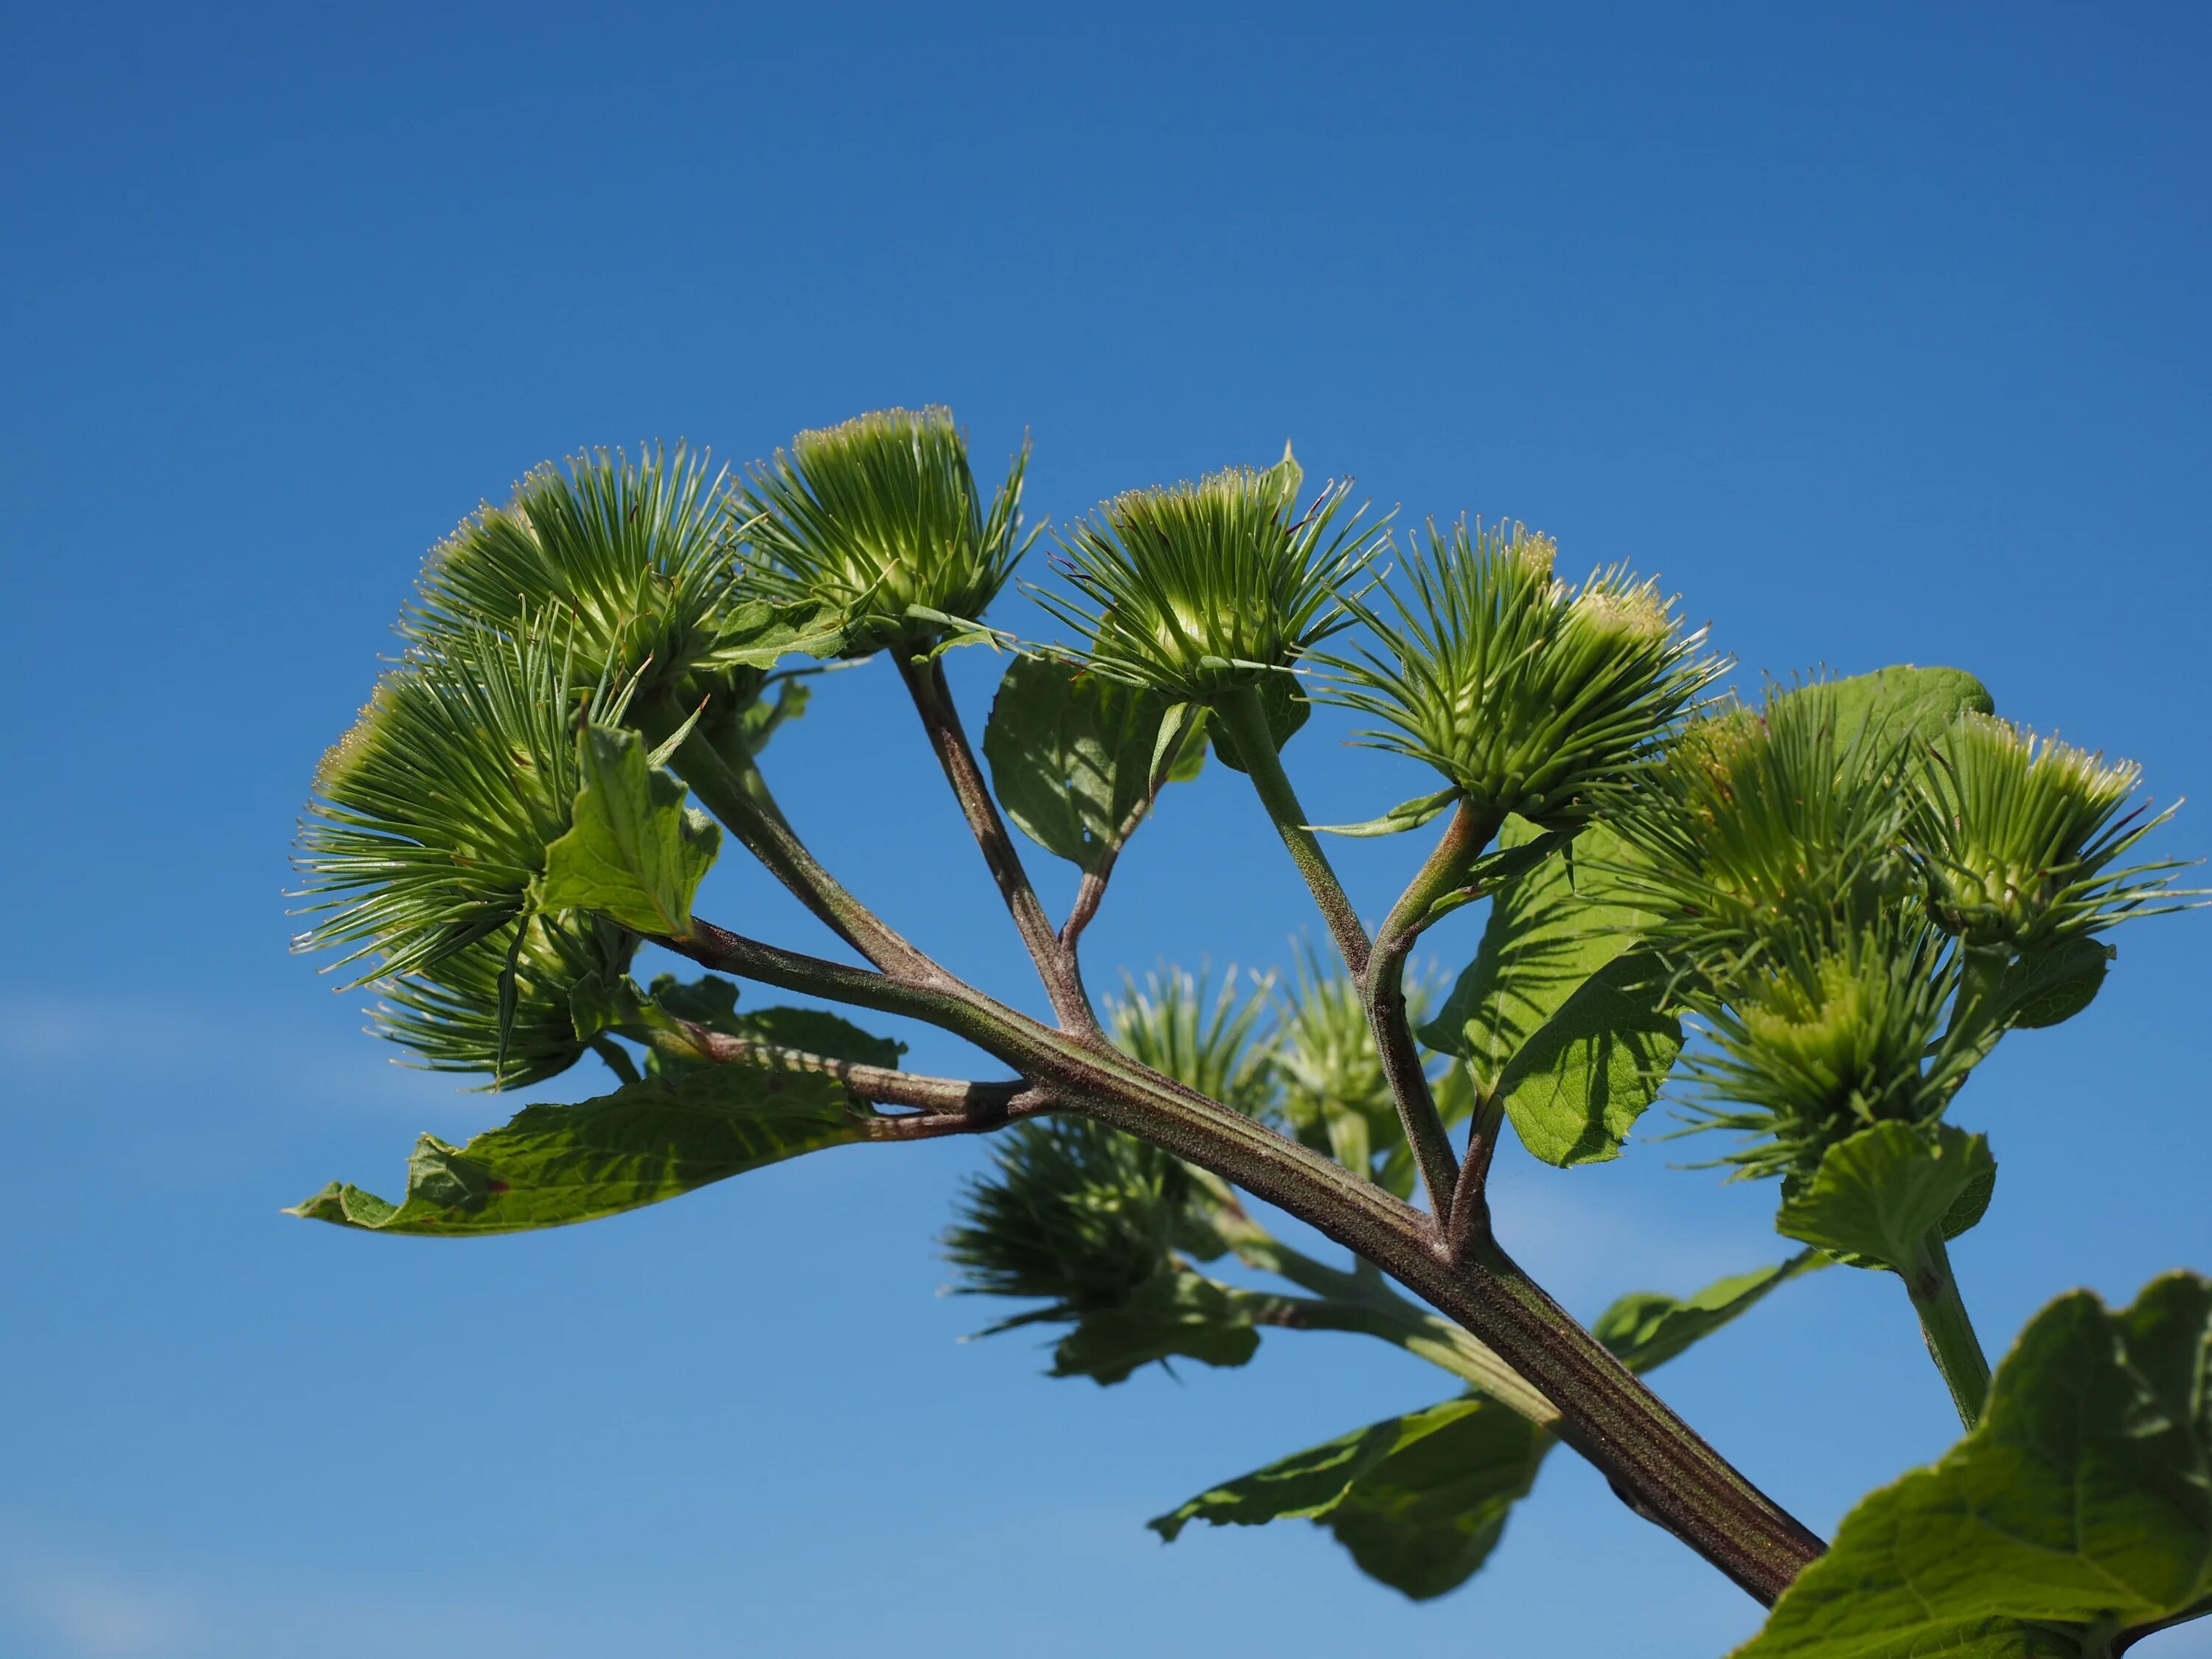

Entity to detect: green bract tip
[1916,711,2176,949]
[742,406,1032,655]
[1043,452,1386,702]
[1327,520,1719,827]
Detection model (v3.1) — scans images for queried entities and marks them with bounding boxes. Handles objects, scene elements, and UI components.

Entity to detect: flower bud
[1046,453,1385,702]
[743,406,1031,655]
[1332,520,1715,825]
[1916,712,2154,948]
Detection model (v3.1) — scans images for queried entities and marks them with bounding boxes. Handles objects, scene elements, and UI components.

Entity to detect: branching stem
[1366,800,1501,1222]
[663,914,1826,1604]
[896,653,1099,1033]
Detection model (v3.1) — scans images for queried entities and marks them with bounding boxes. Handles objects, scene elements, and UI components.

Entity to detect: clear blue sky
[2,5,2207,1655]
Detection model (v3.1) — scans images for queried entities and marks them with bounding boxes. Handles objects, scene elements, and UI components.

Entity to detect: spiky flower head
[1615,681,1919,994]
[293,620,632,1085]
[1680,917,1957,1184]
[1105,964,1277,1117]
[1045,448,1386,703]
[1914,712,2180,950]
[742,406,1032,655]
[1329,520,1718,827]
[944,1117,1195,1321]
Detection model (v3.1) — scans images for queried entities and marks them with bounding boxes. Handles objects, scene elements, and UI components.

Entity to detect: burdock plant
[291,411,2209,1655]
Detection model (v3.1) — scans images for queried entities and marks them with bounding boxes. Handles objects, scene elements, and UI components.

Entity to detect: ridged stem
[1906,1227,1992,1429]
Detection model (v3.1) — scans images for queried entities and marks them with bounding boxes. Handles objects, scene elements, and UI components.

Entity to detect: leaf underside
[288,1067,861,1235]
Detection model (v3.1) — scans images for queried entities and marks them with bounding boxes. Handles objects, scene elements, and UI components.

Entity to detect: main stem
[1906,1228,1992,1428]
[669,920,1825,1604]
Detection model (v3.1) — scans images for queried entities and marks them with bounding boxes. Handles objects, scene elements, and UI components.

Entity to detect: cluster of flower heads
[1610,676,2183,1183]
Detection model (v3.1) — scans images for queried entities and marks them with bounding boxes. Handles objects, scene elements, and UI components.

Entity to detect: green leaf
[536,725,720,940]
[1307,787,1461,838]
[1420,818,1678,1164]
[1492,950,1681,1167]
[1733,1271,2212,1659]
[1049,1269,1261,1385]
[981,655,1204,873]
[287,1067,863,1235]
[701,597,849,669]
[1593,1252,1827,1375]
[1208,669,1312,773]
[1795,664,1995,751]
[631,973,906,1077]
[1997,936,2114,1030]
[1775,1121,1997,1272]
[1150,1396,1552,1601]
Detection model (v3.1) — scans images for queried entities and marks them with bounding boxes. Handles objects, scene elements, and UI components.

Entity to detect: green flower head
[1105,964,1277,1118]
[1330,519,1719,825]
[293,620,633,1085]
[1683,917,1955,1183]
[1045,446,1386,702]
[1915,711,2180,950]
[742,406,1033,655]
[1615,682,1919,992]
[944,1117,1195,1319]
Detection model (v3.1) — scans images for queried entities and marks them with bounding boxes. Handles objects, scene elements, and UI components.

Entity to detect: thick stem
[897,653,1097,1033]
[669,735,936,978]
[1905,1228,1992,1428]
[664,918,1825,1603]
[1365,801,1501,1222]
[1214,682,1371,978]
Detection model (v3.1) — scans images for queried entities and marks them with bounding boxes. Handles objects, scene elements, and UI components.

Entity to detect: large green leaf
[536,725,720,940]
[981,655,1204,873]
[1419,818,1678,1165]
[1593,1251,1827,1375]
[1775,1121,1997,1273]
[1790,664,1994,751]
[1733,1271,2212,1659]
[1051,1268,1260,1385]
[287,1067,861,1235]
[1150,1395,1552,1600]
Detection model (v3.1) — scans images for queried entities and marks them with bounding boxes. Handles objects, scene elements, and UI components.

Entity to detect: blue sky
[2,4,2208,1655]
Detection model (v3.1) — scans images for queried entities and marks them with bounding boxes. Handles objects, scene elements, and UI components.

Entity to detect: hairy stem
[1906,1227,1992,1428]
[896,653,1097,1032]
[1366,801,1500,1220]
[664,917,1824,1603]
[1214,682,1371,978]
[669,734,936,978]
